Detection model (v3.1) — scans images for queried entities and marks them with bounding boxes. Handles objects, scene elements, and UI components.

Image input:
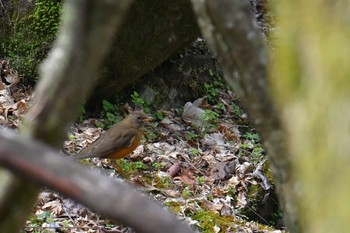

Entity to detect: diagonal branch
[0,0,132,232]
[0,129,194,233]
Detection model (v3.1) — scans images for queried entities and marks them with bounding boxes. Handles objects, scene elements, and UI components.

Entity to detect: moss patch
[1,0,62,82]
[191,210,235,233]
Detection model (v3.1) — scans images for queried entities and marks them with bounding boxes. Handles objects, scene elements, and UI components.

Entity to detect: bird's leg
[111,159,125,175]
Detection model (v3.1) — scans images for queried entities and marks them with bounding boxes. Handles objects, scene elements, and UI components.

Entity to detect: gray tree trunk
[190,0,297,231]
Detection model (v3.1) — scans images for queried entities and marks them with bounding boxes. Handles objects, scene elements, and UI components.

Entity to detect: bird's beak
[143,116,155,122]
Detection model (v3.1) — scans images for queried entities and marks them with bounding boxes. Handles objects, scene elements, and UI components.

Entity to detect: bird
[74,111,153,160]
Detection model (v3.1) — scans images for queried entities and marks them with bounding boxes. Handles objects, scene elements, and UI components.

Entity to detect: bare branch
[0,129,194,233]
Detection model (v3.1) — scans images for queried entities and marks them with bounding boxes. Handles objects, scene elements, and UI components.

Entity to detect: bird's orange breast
[107,131,142,159]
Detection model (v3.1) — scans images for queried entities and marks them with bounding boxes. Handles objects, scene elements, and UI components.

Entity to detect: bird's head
[127,111,154,128]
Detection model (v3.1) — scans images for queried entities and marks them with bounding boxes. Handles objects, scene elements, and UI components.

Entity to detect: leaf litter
[1,59,283,233]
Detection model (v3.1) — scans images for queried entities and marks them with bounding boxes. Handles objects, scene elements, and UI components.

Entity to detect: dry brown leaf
[180,167,195,185]
[173,167,196,185]
[218,124,241,142]
[236,162,254,174]
[181,97,206,126]
[236,192,247,208]
[42,200,63,216]
[16,99,27,114]
[163,189,179,197]
[200,199,224,213]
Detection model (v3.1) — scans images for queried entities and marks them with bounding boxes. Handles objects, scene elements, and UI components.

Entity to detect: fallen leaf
[236,191,247,208]
[163,189,179,197]
[42,200,62,216]
[181,97,206,126]
[179,167,195,185]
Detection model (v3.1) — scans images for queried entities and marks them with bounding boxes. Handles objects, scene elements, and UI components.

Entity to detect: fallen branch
[0,129,194,233]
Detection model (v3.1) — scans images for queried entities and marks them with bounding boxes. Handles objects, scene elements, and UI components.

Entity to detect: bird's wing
[76,128,137,159]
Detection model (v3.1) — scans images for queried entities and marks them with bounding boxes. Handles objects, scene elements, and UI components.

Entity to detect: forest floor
[1,58,284,233]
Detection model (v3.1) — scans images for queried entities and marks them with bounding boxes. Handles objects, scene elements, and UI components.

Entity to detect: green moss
[165,201,183,213]
[152,175,174,189]
[1,0,62,82]
[181,187,192,199]
[262,161,276,187]
[116,159,149,176]
[191,210,235,233]
[247,184,261,200]
[238,161,282,227]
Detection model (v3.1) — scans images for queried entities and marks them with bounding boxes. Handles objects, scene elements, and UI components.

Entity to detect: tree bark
[190,0,298,231]
[270,1,350,232]
[0,0,132,232]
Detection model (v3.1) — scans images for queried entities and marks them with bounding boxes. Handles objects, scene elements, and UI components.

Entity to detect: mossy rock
[239,161,283,228]
[111,40,225,112]
[0,0,62,83]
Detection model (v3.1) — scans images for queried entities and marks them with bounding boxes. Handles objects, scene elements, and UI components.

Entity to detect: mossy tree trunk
[270,0,350,232]
[190,0,297,230]
[192,0,350,232]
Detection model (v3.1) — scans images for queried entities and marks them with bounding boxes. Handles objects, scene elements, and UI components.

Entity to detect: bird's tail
[61,147,92,160]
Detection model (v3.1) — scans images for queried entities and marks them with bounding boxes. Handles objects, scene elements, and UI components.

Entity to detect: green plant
[134,161,148,170]
[240,143,253,149]
[243,132,260,142]
[269,210,283,226]
[144,128,158,141]
[189,148,201,157]
[251,146,265,161]
[154,110,165,121]
[204,82,220,104]
[152,162,164,169]
[186,131,199,141]
[68,135,77,140]
[231,102,244,116]
[1,0,62,82]
[215,102,226,112]
[131,91,151,113]
[191,210,235,233]
[102,99,116,112]
[117,159,133,173]
[76,106,85,123]
[200,109,219,124]
[228,187,236,197]
[99,100,123,128]
[197,109,220,134]
[117,159,149,174]
[27,211,52,227]
[165,201,183,213]
[60,220,71,228]
[30,0,62,37]
[152,175,174,189]
[206,194,214,201]
[196,176,206,184]
[182,187,192,199]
